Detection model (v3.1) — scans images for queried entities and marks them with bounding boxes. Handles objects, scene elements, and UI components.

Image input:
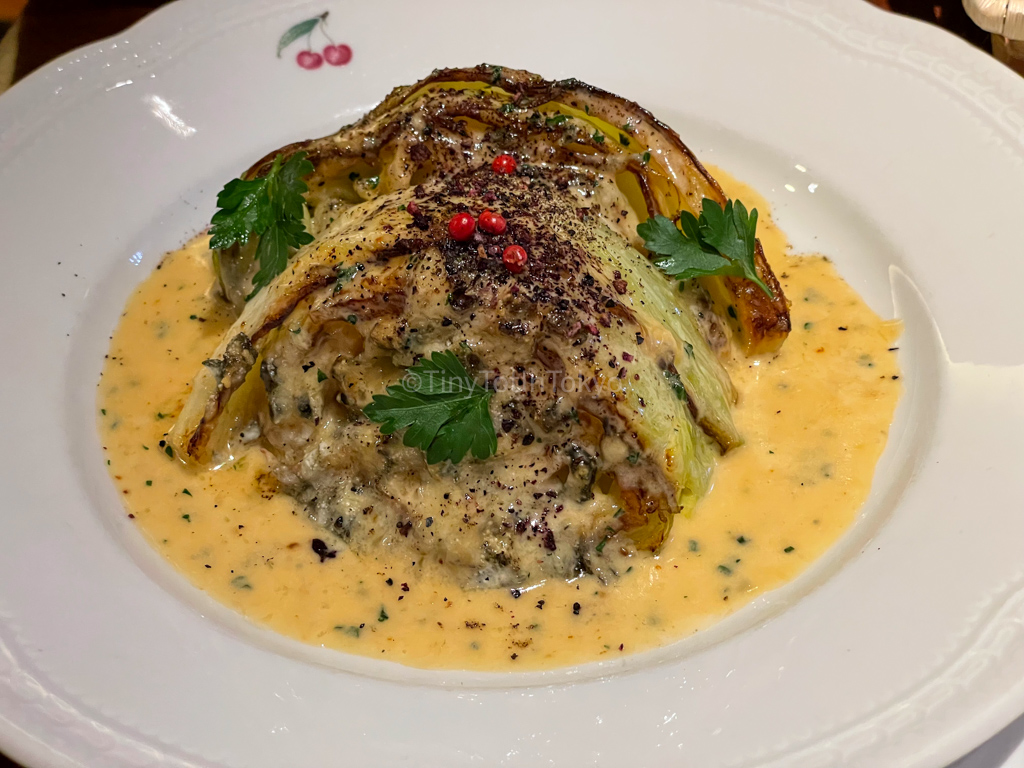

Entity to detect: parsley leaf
[209,152,315,299]
[363,351,497,464]
[638,198,773,297]
[639,213,729,278]
[208,178,269,249]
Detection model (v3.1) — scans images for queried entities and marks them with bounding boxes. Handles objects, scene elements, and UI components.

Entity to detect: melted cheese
[97,170,901,670]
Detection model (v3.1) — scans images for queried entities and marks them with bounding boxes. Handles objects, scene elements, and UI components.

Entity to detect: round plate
[1,0,1023,765]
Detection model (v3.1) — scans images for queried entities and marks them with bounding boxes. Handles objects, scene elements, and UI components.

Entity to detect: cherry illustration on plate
[296,50,324,69]
[277,11,352,70]
[323,44,352,66]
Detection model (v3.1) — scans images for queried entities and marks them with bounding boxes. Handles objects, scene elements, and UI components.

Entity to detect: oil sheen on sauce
[97,170,902,671]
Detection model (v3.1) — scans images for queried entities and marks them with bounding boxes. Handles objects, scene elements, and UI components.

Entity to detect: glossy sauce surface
[98,170,901,670]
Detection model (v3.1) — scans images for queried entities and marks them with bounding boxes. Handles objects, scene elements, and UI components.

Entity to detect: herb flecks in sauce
[98,168,901,671]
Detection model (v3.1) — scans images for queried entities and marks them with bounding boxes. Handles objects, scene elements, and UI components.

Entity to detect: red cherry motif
[296,50,323,69]
[478,210,507,235]
[503,245,528,273]
[492,154,517,175]
[448,212,476,241]
[280,13,352,71]
[323,44,352,66]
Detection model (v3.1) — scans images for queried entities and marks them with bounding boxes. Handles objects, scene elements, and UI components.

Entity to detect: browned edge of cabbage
[239,65,790,355]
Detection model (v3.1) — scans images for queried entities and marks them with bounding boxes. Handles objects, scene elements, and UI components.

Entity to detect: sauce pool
[97,169,901,670]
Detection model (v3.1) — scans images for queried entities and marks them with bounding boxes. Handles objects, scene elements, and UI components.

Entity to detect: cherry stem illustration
[319,12,336,45]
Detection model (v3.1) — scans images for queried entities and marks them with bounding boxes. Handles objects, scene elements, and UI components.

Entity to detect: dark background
[0,0,1006,766]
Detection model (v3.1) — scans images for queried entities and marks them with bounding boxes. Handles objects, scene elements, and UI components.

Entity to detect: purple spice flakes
[622,352,634,362]
[311,538,337,562]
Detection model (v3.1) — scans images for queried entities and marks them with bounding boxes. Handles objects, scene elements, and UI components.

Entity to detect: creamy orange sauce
[97,171,901,670]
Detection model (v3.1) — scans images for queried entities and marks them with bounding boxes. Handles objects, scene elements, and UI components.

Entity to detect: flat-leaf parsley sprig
[637,198,774,298]
[363,351,498,465]
[209,152,315,299]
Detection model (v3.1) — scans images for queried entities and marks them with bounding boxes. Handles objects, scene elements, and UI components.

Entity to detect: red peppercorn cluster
[445,205,526,273]
[442,155,527,271]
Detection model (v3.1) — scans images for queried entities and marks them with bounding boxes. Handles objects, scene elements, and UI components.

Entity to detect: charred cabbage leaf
[213,65,789,354]
[171,65,794,587]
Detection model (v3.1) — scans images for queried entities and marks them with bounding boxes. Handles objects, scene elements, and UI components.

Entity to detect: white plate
[1,0,1023,766]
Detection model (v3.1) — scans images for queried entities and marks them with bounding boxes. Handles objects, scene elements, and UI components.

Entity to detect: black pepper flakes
[572,602,581,615]
[311,539,337,562]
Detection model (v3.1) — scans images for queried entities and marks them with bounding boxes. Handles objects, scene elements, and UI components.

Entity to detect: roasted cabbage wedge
[170,66,790,588]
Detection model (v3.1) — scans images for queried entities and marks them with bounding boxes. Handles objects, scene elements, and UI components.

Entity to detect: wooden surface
[0,0,27,19]
[0,0,1014,766]
[8,0,164,84]
[994,34,1024,74]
